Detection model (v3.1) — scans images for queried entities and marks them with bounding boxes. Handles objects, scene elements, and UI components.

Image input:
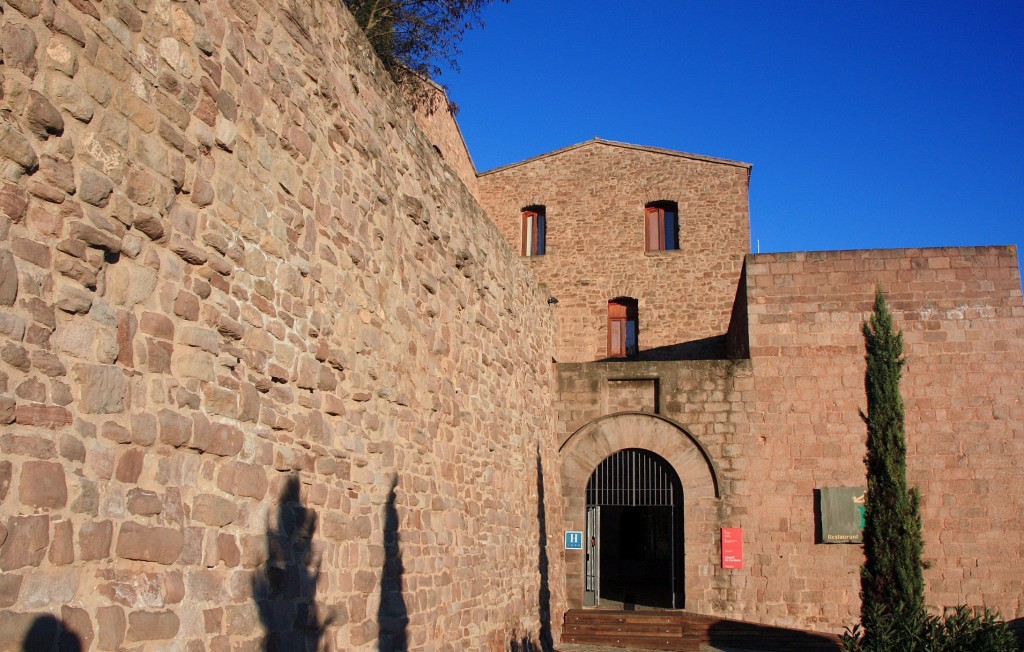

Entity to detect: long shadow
[707,618,842,651]
[596,335,729,362]
[378,474,409,651]
[536,450,554,652]
[22,614,82,651]
[254,474,326,651]
[1010,617,1024,648]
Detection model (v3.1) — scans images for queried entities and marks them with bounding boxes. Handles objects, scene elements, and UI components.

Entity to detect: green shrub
[841,603,1019,652]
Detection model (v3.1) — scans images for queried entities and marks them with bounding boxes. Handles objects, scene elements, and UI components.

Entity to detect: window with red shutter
[644,201,679,251]
[521,206,546,256]
[608,298,639,358]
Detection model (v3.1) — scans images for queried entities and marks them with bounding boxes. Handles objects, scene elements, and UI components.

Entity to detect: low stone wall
[0,0,562,649]
[740,246,1024,630]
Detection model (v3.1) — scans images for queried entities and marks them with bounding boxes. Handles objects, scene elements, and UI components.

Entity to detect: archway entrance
[584,448,684,609]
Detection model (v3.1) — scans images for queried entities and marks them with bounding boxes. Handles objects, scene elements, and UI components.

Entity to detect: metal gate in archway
[584,448,684,609]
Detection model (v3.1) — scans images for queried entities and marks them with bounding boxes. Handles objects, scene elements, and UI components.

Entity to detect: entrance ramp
[561,609,842,651]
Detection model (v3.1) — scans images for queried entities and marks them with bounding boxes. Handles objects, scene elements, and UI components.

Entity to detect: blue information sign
[564,531,583,550]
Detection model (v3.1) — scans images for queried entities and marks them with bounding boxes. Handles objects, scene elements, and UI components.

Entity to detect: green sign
[819,487,866,544]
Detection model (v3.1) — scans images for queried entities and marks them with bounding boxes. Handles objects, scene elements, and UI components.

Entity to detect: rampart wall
[0,0,563,649]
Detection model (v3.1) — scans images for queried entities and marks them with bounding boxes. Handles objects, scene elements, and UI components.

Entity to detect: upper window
[521,206,546,257]
[645,201,679,251]
[608,298,639,358]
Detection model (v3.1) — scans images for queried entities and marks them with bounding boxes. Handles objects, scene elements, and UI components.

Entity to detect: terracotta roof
[477,137,753,176]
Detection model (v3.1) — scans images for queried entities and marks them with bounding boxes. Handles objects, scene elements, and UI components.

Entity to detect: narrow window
[644,201,679,251]
[521,206,546,256]
[608,298,639,358]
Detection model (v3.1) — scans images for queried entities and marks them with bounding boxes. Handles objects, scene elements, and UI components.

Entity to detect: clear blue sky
[440,1,1024,267]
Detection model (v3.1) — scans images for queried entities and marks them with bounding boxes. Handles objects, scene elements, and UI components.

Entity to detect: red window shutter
[522,210,538,256]
[645,207,664,251]
[609,318,624,357]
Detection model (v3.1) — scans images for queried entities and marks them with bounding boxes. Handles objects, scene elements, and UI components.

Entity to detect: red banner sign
[722,527,743,569]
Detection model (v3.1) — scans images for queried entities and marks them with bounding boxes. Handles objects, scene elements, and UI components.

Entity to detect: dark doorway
[584,449,684,609]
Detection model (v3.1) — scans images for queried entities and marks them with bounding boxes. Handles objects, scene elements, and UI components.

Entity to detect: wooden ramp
[561,609,842,651]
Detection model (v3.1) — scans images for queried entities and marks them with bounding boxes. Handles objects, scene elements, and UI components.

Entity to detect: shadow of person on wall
[254,473,327,651]
[378,474,409,651]
[22,614,82,651]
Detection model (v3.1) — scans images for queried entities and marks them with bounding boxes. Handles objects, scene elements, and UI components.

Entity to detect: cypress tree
[859,288,925,636]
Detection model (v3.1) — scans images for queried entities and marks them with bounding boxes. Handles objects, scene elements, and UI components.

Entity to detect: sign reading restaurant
[819,487,866,543]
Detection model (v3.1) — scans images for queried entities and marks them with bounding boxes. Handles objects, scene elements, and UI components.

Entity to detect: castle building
[464,134,1024,628]
[0,0,1021,648]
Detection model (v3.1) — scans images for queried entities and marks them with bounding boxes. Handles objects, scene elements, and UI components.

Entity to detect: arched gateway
[560,412,719,610]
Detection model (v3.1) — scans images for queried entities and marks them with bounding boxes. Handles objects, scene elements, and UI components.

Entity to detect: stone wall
[552,246,1024,632]
[737,246,1024,630]
[0,0,563,649]
[476,140,751,363]
[555,360,752,614]
[411,86,479,199]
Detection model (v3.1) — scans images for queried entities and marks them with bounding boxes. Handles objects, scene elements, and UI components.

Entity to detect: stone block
[0,461,10,502]
[172,347,215,382]
[96,605,126,650]
[106,263,159,307]
[13,404,73,429]
[218,461,268,500]
[130,412,157,446]
[60,606,94,651]
[127,489,163,516]
[19,460,68,509]
[0,515,49,570]
[193,493,237,526]
[78,166,115,207]
[70,221,121,253]
[79,520,113,560]
[158,409,191,447]
[49,519,74,564]
[0,574,22,607]
[0,23,38,77]
[21,569,80,608]
[126,610,180,642]
[58,433,86,462]
[115,448,145,483]
[72,364,125,413]
[0,613,39,651]
[0,123,38,172]
[31,350,67,377]
[115,522,183,564]
[0,249,18,306]
[11,236,50,268]
[180,325,220,353]
[217,532,240,567]
[25,90,65,138]
[43,71,95,123]
[54,279,94,314]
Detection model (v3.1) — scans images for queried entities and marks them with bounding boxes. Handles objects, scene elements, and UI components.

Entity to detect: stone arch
[560,412,719,501]
[559,412,720,609]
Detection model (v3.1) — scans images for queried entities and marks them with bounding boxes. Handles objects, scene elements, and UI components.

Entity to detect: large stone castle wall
[0,0,563,649]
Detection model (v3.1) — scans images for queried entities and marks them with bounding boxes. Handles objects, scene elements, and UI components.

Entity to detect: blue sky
[440,1,1024,267]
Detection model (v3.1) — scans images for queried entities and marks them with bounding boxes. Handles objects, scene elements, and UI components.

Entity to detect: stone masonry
[550,246,1024,632]
[476,139,751,363]
[0,0,564,650]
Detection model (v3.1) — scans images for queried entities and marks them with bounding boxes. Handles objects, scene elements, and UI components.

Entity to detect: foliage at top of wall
[342,0,507,109]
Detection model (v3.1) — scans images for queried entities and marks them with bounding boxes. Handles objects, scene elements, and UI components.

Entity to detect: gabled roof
[478,137,753,176]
